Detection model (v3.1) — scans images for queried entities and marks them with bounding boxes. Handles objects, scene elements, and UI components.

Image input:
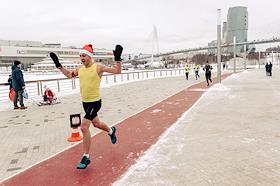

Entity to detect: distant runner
[194,64,200,80]
[203,61,213,86]
[184,64,190,80]
[50,44,123,169]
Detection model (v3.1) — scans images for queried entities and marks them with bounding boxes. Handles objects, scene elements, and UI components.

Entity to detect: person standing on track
[50,44,123,169]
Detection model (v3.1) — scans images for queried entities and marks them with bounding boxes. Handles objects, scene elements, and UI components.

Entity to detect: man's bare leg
[80,118,92,154]
[77,118,92,169]
[92,116,117,144]
[91,116,110,132]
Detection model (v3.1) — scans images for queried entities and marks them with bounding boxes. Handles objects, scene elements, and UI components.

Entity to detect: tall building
[226,6,248,53]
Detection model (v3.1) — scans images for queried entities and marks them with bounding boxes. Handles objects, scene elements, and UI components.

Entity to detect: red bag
[9,88,15,102]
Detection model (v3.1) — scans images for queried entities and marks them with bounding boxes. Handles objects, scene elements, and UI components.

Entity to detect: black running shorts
[82,99,101,121]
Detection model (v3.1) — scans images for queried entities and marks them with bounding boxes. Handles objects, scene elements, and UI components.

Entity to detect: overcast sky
[0,0,279,54]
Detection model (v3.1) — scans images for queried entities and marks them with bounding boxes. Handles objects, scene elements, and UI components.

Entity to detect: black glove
[50,52,62,69]
[113,45,123,62]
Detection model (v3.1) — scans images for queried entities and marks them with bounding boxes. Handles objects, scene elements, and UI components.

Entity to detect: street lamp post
[278,52,280,67]
[258,51,261,69]
[271,50,274,64]
[233,36,236,73]
[243,45,246,70]
[217,9,222,83]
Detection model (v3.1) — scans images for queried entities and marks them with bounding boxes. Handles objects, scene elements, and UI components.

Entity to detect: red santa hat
[79,44,94,57]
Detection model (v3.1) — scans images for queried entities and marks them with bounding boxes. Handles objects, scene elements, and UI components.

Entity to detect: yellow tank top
[78,64,101,102]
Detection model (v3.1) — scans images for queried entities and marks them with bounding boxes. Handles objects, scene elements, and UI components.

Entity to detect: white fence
[0,68,189,104]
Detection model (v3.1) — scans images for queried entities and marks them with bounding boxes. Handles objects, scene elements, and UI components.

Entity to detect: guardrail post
[127,73,129,81]
[71,79,74,89]
[37,82,40,95]
[114,75,116,83]
[57,80,60,92]
[39,81,43,95]
[106,75,108,84]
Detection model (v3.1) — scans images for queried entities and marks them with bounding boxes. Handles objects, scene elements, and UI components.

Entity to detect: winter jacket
[185,66,191,73]
[11,65,25,91]
[203,64,212,73]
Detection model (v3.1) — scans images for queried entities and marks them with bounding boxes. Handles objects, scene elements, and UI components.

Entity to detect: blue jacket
[11,65,25,91]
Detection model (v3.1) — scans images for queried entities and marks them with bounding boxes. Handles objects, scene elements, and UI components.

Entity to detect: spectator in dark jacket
[265,63,269,76]
[268,62,273,76]
[11,61,27,109]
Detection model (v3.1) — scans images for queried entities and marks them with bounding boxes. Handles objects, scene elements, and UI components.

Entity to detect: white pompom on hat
[79,44,94,57]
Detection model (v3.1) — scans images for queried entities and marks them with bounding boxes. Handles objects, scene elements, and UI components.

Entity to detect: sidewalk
[0,72,230,186]
[115,68,280,186]
[0,73,209,182]
[2,68,277,186]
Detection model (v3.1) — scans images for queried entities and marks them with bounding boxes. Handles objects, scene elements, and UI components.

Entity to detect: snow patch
[151,109,162,113]
[189,88,208,92]
[242,138,256,144]
[228,73,240,79]
[208,83,231,92]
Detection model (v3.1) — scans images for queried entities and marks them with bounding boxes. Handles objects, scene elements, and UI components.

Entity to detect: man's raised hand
[113,45,123,62]
[50,52,62,69]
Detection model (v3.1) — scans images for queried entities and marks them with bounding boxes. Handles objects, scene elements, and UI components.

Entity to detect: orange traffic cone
[68,114,83,142]
[67,127,83,142]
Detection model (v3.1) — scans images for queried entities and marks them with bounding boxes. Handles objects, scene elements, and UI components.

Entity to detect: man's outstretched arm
[101,45,123,74]
[49,52,78,78]
[101,62,122,74]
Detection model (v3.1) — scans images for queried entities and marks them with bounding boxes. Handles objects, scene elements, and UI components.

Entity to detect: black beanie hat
[14,60,21,66]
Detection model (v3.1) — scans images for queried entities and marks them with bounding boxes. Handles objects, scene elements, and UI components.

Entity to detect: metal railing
[0,68,186,104]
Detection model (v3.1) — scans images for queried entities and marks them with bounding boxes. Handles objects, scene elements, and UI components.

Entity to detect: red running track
[1,74,231,186]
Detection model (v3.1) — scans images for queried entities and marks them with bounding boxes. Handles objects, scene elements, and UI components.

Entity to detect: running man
[203,61,213,86]
[184,64,190,80]
[194,64,200,80]
[50,44,123,169]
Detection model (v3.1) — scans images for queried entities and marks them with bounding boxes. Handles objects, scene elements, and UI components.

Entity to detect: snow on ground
[114,68,280,185]
[114,72,236,186]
